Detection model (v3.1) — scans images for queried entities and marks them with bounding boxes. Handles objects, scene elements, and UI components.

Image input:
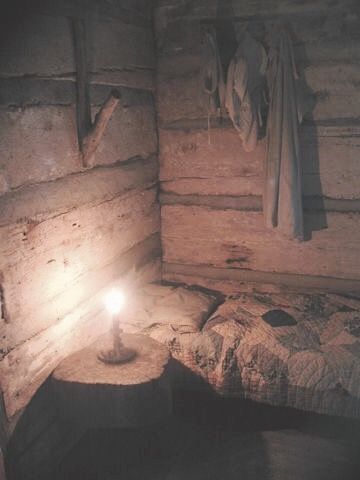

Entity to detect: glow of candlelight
[104,288,125,315]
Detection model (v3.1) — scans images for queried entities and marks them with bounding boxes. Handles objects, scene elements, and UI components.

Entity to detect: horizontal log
[0,14,74,77]
[157,72,208,125]
[157,62,360,125]
[31,0,152,26]
[306,64,360,121]
[157,8,360,64]
[162,205,360,280]
[231,0,355,18]
[92,19,155,71]
[160,193,360,213]
[159,126,360,199]
[90,69,154,91]
[0,189,160,353]
[0,250,161,418]
[156,0,354,23]
[0,155,158,227]
[90,104,158,167]
[0,104,157,190]
[163,267,291,295]
[0,13,153,78]
[161,193,261,211]
[163,262,360,295]
[0,78,154,107]
[159,127,262,181]
[161,178,262,197]
[158,41,360,76]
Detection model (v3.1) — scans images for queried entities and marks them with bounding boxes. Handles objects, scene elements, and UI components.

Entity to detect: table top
[53,333,170,386]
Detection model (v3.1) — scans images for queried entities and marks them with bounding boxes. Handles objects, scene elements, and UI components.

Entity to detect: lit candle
[104,288,125,354]
[98,288,136,364]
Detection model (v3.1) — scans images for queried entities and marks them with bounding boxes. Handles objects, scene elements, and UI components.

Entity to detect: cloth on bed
[123,283,220,334]
[131,287,360,419]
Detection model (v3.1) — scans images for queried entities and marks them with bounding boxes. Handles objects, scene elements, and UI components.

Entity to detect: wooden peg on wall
[72,19,121,168]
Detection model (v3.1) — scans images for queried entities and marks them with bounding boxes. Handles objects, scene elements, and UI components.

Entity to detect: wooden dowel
[72,19,92,145]
[72,19,121,167]
[81,89,122,167]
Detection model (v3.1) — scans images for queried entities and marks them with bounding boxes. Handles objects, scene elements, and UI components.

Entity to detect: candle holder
[97,289,137,364]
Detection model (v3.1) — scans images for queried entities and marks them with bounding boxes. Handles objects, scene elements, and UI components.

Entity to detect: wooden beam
[160,193,360,213]
[72,18,92,146]
[72,20,122,167]
[0,155,158,227]
[161,205,360,280]
[82,89,121,166]
[160,193,262,211]
[163,262,360,294]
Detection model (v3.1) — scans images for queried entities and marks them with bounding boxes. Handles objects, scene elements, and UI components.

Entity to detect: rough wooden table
[52,333,172,428]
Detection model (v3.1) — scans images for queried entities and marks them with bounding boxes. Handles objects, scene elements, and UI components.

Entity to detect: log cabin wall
[155,0,360,295]
[0,0,159,442]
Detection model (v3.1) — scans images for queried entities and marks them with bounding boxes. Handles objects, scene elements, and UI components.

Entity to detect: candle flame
[104,288,125,314]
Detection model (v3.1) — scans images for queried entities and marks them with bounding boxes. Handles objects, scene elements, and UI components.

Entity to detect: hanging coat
[225,31,267,152]
[264,28,311,241]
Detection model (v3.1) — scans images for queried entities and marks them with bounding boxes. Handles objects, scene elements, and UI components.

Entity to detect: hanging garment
[202,26,226,116]
[264,28,311,241]
[225,31,267,152]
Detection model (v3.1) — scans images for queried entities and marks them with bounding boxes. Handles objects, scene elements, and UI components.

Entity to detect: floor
[54,391,360,480]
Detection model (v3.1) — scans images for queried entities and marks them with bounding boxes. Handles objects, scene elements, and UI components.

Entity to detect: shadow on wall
[292,27,328,241]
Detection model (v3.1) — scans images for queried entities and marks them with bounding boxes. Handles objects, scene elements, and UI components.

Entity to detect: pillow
[123,283,219,334]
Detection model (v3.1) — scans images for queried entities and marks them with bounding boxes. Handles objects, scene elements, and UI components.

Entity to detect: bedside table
[52,333,172,428]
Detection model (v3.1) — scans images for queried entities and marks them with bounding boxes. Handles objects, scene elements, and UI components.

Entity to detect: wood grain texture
[81,90,121,167]
[0,252,161,418]
[156,0,355,21]
[159,126,360,199]
[0,104,157,190]
[157,64,360,125]
[0,155,158,227]
[52,333,172,428]
[25,0,153,26]
[0,0,160,430]
[160,193,360,213]
[163,263,360,295]
[0,188,160,355]
[90,69,154,90]
[0,13,153,78]
[162,205,360,280]
[92,19,155,71]
[0,78,153,109]
[72,18,92,149]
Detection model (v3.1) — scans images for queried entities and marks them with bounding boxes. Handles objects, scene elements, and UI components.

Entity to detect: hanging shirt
[264,28,311,241]
[225,31,267,152]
